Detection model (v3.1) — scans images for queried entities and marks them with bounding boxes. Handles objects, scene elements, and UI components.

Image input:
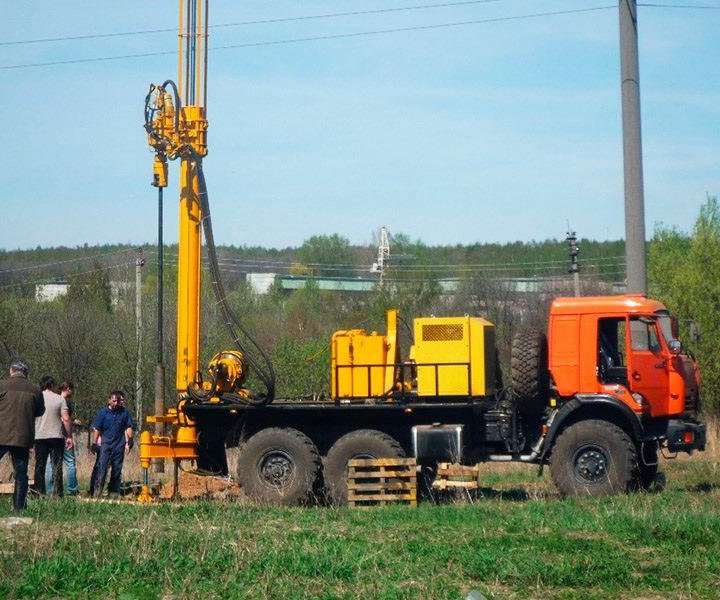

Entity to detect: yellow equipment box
[331,310,399,399]
[411,316,496,398]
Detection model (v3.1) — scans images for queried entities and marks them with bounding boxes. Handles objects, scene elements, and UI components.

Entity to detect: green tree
[66,260,112,312]
[298,234,355,277]
[648,196,720,413]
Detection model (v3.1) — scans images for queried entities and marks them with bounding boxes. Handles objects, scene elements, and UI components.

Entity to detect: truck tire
[324,430,405,505]
[550,420,638,497]
[237,427,321,506]
[510,329,549,415]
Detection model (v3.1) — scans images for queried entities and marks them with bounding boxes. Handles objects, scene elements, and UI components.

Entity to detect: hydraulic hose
[144,79,276,405]
[192,153,276,404]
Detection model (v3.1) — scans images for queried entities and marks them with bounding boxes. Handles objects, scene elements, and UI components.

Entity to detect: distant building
[247,272,278,295]
[35,282,69,302]
[35,280,132,305]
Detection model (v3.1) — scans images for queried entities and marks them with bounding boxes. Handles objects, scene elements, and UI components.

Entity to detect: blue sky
[1,1,717,250]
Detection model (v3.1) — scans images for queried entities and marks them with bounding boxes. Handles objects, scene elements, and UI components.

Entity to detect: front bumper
[666,419,706,453]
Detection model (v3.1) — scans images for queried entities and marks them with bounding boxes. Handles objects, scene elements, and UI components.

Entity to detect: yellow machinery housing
[412,316,496,398]
[331,310,399,399]
[331,310,496,400]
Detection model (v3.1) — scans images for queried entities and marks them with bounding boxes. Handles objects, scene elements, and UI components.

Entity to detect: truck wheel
[324,430,405,505]
[237,428,321,506]
[550,420,637,497]
[510,329,549,415]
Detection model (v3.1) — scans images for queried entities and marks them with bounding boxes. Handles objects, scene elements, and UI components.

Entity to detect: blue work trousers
[45,446,78,495]
[0,446,30,511]
[94,444,125,496]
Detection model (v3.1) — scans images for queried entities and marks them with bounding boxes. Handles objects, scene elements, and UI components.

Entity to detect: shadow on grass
[427,486,555,504]
[688,482,720,493]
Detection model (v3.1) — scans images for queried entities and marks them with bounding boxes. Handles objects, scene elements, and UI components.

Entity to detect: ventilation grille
[422,323,463,342]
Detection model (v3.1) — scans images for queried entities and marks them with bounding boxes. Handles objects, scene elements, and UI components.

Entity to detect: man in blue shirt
[91,390,133,498]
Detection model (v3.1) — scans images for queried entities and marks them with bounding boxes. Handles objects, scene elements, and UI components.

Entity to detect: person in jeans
[45,381,78,495]
[33,376,74,497]
[91,390,133,498]
[0,359,45,511]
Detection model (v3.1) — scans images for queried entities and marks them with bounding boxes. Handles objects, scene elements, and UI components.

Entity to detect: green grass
[1,459,719,599]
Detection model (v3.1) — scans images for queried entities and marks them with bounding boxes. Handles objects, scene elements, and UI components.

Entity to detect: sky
[0,0,718,251]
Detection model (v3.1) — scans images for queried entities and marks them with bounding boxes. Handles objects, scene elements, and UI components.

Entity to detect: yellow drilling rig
[137,0,276,501]
[137,0,704,505]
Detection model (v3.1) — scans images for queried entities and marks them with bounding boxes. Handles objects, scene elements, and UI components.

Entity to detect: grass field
[1,424,719,599]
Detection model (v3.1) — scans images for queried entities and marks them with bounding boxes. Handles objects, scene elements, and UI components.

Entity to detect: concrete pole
[135,253,145,429]
[566,231,581,297]
[619,0,647,294]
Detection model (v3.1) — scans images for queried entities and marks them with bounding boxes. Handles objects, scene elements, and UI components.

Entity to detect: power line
[0,248,135,274]
[0,6,616,71]
[0,0,507,46]
[638,3,720,8]
[0,261,135,291]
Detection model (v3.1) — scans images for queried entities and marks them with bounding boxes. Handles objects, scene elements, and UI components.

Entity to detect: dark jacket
[0,376,45,447]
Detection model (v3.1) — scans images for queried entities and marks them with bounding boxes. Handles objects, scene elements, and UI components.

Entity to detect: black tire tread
[550,419,638,498]
[237,427,322,506]
[510,329,549,414]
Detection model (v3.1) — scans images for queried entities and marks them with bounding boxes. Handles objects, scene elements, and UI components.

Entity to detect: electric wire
[638,3,720,7]
[0,0,509,46]
[193,156,276,404]
[0,247,136,274]
[0,6,616,71]
[0,261,136,291]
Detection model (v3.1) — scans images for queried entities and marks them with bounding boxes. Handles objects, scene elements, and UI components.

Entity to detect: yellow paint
[175,159,202,392]
[331,310,399,399]
[412,316,496,397]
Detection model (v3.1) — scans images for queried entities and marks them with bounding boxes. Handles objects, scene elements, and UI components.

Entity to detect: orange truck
[175,294,704,504]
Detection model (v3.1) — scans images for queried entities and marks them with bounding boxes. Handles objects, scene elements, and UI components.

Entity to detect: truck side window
[630,318,661,354]
[598,318,627,384]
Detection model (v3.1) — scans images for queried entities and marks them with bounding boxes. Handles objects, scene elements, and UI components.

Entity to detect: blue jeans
[94,445,125,496]
[46,446,78,495]
[0,446,30,511]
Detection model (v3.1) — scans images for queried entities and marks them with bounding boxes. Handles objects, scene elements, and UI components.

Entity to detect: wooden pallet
[432,462,479,490]
[347,458,417,508]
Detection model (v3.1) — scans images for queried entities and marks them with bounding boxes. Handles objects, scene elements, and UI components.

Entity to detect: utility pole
[566,231,580,297]
[372,226,391,285]
[135,251,145,430]
[619,0,647,294]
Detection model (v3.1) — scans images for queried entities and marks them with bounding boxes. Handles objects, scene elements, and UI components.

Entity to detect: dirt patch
[157,471,243,501]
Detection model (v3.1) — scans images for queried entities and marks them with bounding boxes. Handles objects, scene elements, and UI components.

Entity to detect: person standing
[91,390,133,498]
[0,360,45,511]
[45,381,78,495]
[34,376,74,497]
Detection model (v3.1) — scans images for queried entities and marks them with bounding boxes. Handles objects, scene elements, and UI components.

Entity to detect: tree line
[0,198,717,422]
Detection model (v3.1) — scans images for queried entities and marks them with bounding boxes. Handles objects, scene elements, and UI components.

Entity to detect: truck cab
[538,295,705,497]
[548,294,700,420]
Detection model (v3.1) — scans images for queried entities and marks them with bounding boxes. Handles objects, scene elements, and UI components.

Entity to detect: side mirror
[668,339,682,356]
[671,316,679,339]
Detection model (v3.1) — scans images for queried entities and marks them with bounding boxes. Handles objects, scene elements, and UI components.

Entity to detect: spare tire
[510,329,549,415]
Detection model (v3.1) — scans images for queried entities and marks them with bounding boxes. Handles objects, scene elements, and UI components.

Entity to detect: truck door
[627,317,669,416]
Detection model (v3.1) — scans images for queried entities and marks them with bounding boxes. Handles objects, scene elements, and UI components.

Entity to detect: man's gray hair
[9,359,29,376]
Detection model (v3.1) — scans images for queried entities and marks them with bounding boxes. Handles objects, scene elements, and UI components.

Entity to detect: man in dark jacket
[0,359,45,511]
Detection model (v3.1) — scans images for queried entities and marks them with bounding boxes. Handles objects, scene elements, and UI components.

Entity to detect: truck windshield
[655,310,674,344]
